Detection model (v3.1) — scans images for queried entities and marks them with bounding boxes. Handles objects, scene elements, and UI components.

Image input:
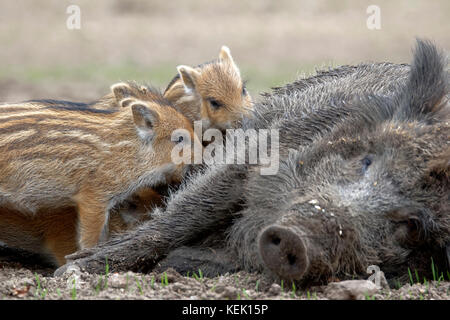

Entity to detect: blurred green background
[0,0,448,102]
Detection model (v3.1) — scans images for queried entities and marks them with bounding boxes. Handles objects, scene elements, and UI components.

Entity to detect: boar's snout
[258,225,309,280]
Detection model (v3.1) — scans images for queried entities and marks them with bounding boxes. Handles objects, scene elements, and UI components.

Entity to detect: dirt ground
[0,0,449,301]
[0,246,449,300]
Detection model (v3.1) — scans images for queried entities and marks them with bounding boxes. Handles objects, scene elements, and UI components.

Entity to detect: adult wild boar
[56,39,449,285]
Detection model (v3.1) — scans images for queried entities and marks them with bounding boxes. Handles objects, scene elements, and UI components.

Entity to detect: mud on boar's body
[0,82,201,266]
[57,40,449,286]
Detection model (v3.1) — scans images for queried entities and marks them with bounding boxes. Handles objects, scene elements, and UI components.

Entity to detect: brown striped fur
[0,187,162,265]
[0,82,200,264]
[164,46,253,131]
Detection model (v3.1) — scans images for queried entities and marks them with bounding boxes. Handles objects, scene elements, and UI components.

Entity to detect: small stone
[63,265,81,277]
[308,199,318,205]
[172,282,186,291]
[324,280,380,300]
[215,285,238,299]
[161,268,182,283]
[109,273,128,289]
[245,289,256,297]
[267,283,281,296]
[20,278,35,287]
[214,284,227,293]
[66,274,83,290]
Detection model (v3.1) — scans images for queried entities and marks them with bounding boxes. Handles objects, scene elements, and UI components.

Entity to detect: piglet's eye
[209,99,222,109]
[177,136,184,143]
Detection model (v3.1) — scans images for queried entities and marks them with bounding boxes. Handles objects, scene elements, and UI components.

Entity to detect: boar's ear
[111,82,135,108]
[219,45,241,77]
[387,208,427,246]
[395,39,448,122]
[177,65,200,94]
[131,102,160,140]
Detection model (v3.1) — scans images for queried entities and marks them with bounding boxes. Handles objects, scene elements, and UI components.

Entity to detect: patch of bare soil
[0,246,449,300]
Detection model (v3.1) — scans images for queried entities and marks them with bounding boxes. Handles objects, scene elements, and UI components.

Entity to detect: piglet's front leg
[74,187,110,249]
[54,222,164,276]
[54,164,247,276]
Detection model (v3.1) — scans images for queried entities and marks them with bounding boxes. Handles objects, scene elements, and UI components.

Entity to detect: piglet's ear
[395,39,448,122]
[219,45,241,77]
[177,65,200,93]
[111,82,135,108]
[131,102,160,140]
[219,46,234,64]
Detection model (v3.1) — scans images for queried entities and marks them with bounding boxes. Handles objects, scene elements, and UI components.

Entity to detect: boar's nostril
[287,253,296,265]
[271,236,281,245]
[259,225,309,281]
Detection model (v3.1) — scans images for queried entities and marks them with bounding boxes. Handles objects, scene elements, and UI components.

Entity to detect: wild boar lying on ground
[56,39,449,286]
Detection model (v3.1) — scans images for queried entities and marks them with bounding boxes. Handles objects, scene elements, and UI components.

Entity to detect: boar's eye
[361,156,372,173]
[124,200,137,211]
[208,98,222,109]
